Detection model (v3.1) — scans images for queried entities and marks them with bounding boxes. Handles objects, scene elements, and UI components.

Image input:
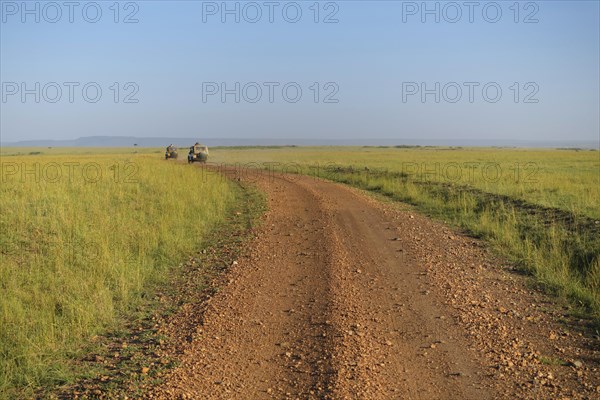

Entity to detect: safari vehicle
[165,144,178,159]
[188,142,209,163]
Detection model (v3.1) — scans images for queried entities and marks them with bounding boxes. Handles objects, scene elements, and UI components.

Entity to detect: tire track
[146,169,598,400]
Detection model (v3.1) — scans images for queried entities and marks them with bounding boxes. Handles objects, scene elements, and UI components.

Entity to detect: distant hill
[1,136,597,149]
[1,136,312,148]
[1,136,210,148]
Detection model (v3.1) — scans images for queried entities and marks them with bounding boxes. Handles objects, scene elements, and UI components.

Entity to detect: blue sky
[1,1,599,144]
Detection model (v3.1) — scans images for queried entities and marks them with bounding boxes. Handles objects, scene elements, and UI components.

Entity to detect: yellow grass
[0,152,234,397]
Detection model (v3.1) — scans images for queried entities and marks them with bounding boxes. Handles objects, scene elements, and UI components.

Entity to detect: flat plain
[1,146,598,398]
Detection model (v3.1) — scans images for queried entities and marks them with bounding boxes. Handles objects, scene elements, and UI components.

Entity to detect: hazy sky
[1,0,599,143]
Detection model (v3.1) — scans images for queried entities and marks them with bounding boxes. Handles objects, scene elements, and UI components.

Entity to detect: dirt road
[148,171,598,399]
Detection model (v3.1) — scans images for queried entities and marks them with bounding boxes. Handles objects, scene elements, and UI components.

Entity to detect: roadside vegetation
[0,152,235,398]
[211,146,600,322]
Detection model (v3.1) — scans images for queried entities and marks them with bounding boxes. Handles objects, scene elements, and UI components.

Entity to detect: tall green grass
[0,154,234,397]
[210,147,600,219]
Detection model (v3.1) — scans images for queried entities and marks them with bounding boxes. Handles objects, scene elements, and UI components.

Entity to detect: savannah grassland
[0,146,598,397]
[0,149,236,398]
[209,146,600,322]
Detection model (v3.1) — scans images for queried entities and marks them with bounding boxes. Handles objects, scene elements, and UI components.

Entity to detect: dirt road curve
[148,171,598,399]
